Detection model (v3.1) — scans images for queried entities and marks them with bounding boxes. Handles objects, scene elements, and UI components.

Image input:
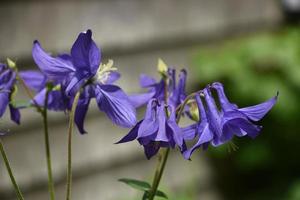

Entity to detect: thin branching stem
[0,139,24,200]
[66,91,81,200]
[43,89,55,200]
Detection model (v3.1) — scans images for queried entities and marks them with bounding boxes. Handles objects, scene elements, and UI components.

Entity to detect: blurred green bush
[192,26,300,200]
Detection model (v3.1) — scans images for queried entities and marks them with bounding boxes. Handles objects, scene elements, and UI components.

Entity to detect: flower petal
[32,40,75,80]
[9,104,20,124]
[203,88,223,137]
[139,74,156,88]
[71,30,101,74]
[96,84,136,128]
[137,99,159,138]
[167,107,183,148]
[155,105,169,142]
[0,92,9,117]
[33,88,68,111]
[65,72,91,96]
[143,142,160,159]
[129,90,156,108]
[183,124,213,160]
[224,118,262,139]
[181,124,197,140]
[116,121,141,143]
[106,72,120,84]
[239,93,278,121]
[74,97,90,134]
[19,70,47,92]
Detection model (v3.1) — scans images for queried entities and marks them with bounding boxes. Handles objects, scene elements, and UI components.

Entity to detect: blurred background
[0,0,299,199]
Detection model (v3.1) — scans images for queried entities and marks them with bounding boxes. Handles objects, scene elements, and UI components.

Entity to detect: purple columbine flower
[129,68,187,108]
[31,30,136,133]
[183,83,278,159]
[0,63,20,124]
[117,99,184,159]
[19,70,70,111]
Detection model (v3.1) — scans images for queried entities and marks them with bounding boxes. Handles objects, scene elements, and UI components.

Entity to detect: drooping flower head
[31,30,136,133]
[0,62,20,124]
[117,99,184,159]
[183,82,278,159]
[129,59,187,109]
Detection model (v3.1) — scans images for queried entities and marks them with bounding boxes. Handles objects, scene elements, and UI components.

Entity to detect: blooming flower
[32,30,136,133]
[117,99,184,159]
[129,67,187,108]
[183,83,278,159]
[0,63,20,124]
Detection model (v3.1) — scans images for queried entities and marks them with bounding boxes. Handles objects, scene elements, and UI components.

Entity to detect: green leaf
[118,178,151,192]
[141,190,168,200]
[119,178,168,199]
[155,190,168,199]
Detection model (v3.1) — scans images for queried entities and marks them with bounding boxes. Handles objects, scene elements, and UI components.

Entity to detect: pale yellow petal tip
[6,58,16,69]
[157,58,168,74]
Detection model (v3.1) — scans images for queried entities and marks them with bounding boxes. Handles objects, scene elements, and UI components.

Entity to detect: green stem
[42,89,55,200]
[66,91,81,200]
[148,148,170,200]
[0,139,25,200]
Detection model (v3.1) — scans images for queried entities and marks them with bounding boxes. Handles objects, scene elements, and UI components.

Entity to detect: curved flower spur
[31,29,136,133]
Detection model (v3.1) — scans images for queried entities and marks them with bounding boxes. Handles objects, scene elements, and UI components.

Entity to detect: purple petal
[65,73,90,96]
[32,41,75,80]
[96,84,136,128]
[139,74,156,88]
[212,82,237,111]
[33,88,67,111]
[74,97,90,134]
[106,72,120,84]
[224,118,262,139]
[143,142,160,159]
[71,30,101,74]
[181,124,197,140]
[137,99,159,138]
[9,104,20,124]
[0,92,9,117]
[167,107,183,148]
[19,70,47,92]
[129,90,156,108]
[239,93,278,121]
[183,124,213,160]
[171,69,187,106]
[155,105,169,142]
[116,121,141,143]
[203,88,222,137]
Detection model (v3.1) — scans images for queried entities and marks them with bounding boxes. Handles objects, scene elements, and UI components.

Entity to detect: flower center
[93,59,117,84]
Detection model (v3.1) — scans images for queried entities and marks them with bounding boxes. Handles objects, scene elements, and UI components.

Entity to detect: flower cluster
[0,29,278,160]
[118,62,278,159]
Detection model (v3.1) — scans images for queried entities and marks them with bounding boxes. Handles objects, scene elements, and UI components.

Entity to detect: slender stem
[0,139,25,200]
[148,148,170,200]
[66,91,81,200]
[42,89,55,200]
